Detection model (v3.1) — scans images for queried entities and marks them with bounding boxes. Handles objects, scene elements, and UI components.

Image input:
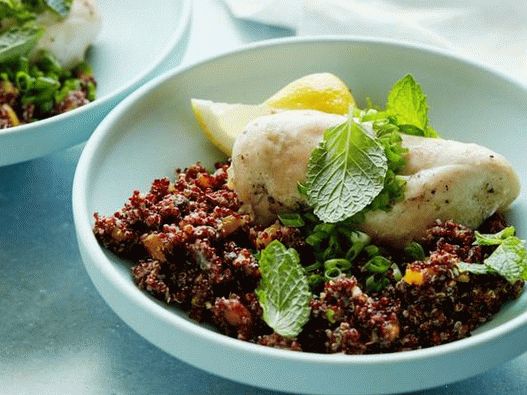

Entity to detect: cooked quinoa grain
[93,162,523,354]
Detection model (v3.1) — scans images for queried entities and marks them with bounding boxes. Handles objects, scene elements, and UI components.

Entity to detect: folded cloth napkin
[224,0,527,82]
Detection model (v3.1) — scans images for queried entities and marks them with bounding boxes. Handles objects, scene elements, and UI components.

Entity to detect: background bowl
[0,0,191,167]
[73,37,527,395]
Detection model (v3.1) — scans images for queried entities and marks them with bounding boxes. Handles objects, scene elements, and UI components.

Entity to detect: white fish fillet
[229,110,521,246]
[33,0,102,69]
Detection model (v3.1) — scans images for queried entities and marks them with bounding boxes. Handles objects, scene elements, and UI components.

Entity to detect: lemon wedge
[264,73,355,115]
[191,73,355,156]
[191,99,272,156]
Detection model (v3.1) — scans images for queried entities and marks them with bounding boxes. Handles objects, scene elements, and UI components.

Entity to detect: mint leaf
[387,74,427,130]
[457,262,490,275]
[255,240,311,338]
[305,117,388,223]
[0,26,43,63]
[484,237,527,283]
[474,226,516,246]
[44,0,72,17]
[386,74,438,138]
[458,230,527,283]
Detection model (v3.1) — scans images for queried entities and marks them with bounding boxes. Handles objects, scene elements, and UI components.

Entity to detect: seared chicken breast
[229,110,345,223]
[229,110,520,246]
[363,135,520,246]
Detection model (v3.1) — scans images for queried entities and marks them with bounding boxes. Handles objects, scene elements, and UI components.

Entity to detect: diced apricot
[403,268,424,285]
[142,233,167,262]
[2,104,20,126]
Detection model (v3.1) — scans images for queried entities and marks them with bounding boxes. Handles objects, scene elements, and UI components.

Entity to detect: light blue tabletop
[1,1,526,394]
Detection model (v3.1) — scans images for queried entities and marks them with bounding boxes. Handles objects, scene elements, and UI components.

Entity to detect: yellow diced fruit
[2,104,20,126]
[142,233,167,262]
[403,268,425,286]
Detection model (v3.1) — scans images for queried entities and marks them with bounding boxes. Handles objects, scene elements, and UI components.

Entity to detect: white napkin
[224,0,527,82]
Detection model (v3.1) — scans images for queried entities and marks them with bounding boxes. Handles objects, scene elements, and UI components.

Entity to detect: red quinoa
[93,162,523,354]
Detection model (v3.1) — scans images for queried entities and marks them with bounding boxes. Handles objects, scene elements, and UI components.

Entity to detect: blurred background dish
[0,0,191,167]
[73,37,527,395]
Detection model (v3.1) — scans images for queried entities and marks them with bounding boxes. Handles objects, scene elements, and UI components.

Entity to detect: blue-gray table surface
[2,1,526,394]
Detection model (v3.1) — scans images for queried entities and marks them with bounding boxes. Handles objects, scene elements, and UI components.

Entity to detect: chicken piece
[361,135,520,246]
[229,110,346,223]
[33,0,102,69]
[229,110,521,247]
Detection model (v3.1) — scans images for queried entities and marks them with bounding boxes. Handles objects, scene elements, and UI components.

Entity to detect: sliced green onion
[324,258,352,271]
[363,256,392,273]
[303,262,321,272]
[365,274,390,292]
[278,213,305,228]
[75,61,93,75]
[364,244,380,257]
[322,233,341,260]
[19,56,29,73]
[306,232,326,247]
[405,241,426,261]
[15,71,33,91]
[34,76,60,91]
[336,226,354,239]
[326,308,336,324]
[37,52,62,74]
[313,223,336,234]
[86,80,96,101]
[307,273,324,289]
[324,267,342,281]
[391,263,403,281]
[38,99,54,113]
[303,212,318,223]
[345,231,371,261]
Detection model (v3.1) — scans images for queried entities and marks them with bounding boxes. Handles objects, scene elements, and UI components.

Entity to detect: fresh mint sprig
[256,240,311,338]
[0,26,43,63]
[458,227,527,283]
[304,116,388,223]
[386,74,438,138]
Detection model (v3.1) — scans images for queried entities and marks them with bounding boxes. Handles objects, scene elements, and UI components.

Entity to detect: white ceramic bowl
[0,0,191,166]
[73,37,527,395]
